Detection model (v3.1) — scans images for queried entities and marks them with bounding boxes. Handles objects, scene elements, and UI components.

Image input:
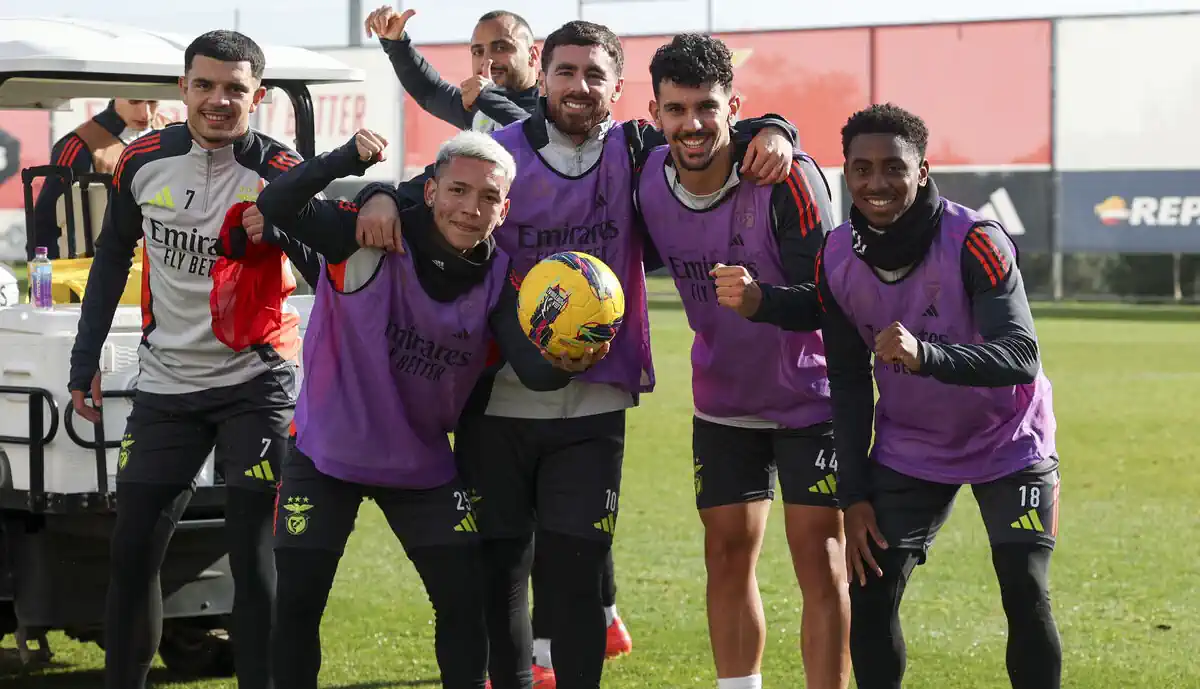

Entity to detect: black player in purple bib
[745,104,1063,689]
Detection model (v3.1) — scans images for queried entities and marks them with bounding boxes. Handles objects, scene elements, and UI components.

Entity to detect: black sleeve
[817,254,876,507]
[256,136,374,266]
[68,149,144,392]
[730,113,799,149]
[32,133,94,259]
[488,272,576,391]
[380,36,474,130]
[746,155,831,332]
[354,163,433,212]
[917,223,1040,387]
[469,87,535,128]
[242,140,323,286]
[354,180,399,208]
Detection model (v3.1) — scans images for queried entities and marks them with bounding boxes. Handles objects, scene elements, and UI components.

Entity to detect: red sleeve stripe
[113,144,160,189]
[972,228,1010,275]
[966,229,1009,287]
[784,160,817,236]
[964,234,999,288]
[269,151,301,172]
[57,137,84,167]
[112,133,163,189]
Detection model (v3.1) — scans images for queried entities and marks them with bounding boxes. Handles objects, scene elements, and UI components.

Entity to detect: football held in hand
[518,251,625,359]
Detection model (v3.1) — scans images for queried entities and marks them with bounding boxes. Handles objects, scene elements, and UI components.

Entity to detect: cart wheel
[157,619,234,678]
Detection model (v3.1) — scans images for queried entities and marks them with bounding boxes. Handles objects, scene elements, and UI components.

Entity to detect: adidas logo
[729,234,745,247]
[147,187,175,209]
[593,513,617,534]
[454,513,479,533]
[452,329,469,340]
[978,187,1025,236]
[808,473,837,495]
[595,192,607,208]
[1010,508,1045,532]
[432,259,445,269]
[922,302,939,318]
[244,460,275,482]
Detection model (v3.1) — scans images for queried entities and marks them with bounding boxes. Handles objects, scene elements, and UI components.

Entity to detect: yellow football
[517,251,625,359]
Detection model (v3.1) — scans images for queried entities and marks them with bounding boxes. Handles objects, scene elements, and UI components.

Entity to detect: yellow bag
[50,257,143,305]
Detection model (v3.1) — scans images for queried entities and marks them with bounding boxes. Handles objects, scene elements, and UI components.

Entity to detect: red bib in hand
[210,201,299,359]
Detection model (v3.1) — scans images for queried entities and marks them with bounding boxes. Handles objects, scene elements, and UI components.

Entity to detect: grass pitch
[3,282,1198,688]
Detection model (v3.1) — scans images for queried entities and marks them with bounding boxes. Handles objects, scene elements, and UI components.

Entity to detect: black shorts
[870,457,1061,560]
[274,446,479,555]
[453,411,624,543]
[692,417,839,510]
[116,367,296,493]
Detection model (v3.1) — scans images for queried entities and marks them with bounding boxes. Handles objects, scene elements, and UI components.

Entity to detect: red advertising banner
[392,21,1053,175]
[0,109,50,209]
[872,21,1051,166]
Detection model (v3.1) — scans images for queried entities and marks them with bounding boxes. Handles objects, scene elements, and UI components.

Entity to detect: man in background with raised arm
[365,5,534,133]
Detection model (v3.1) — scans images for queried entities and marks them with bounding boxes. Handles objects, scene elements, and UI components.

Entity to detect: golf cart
[0,17,358,675]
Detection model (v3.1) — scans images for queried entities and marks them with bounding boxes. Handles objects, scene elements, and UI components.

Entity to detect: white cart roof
[0,16,364,108]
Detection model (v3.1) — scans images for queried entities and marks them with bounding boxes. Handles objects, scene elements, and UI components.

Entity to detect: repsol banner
[1060,170,1200,253]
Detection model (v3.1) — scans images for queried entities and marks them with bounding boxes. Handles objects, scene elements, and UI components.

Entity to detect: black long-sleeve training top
[380,35,535,132]
[255,136,575,393]
[813,221,1041,505]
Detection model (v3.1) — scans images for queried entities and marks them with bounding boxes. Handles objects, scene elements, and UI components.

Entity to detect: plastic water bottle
[29,246,53,310]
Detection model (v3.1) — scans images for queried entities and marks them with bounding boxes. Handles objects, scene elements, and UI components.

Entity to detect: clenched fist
[710,263,762,318]
[355,128,388,163]
[874,321,921,371]
[242,204,265,244]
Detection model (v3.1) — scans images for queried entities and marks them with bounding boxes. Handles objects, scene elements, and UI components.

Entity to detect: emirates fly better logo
[1094,195,1200,227]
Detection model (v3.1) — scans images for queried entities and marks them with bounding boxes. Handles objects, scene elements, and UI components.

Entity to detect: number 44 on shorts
[814,449,838,471]
[809,449,839,496]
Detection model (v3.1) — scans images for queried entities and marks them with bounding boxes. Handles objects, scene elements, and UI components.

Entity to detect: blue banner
[1060,170,1200,253]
